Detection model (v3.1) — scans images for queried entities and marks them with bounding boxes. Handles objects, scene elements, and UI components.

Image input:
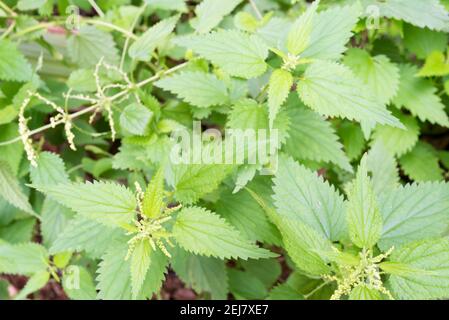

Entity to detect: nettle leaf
[399,142,443,182]
[50,216,122,258]
[14,270,50,300]
[275,217,333,276]
[286,0,319,56]
[346,156,383,249]
[385,238,449,300]
[418,51,449,77]
[371,112,419,157]
[0,124,23,176]
[297,61,402,127]
[268,69,293,128]
[344,48,400,105]
[68,26,119,67]
[147,0,187,12]
[171,246,228,299]
[35,181,137,227]
[175,30,269,79]
[142,168,165,219]
[361,0,449,31]
[0,39,33,82]
[129,15,178,61]
[0,161,35,216]
[30,152,70,186]
[0,243,49,276]
[172,207,276,260]
[378,181,449,250]
[172,163,233,205]
[273,156,347,241]
[348,285,381,300]
[393,64,449,127]
[301,3,361,60]
[155,72,229,108]
[284,105,352,172]
[191,0,243,34]
[40,198,74,248]
[403,24,448,60]
[366,142,399,195]
[130,239,152,299]
[120,103,153,136]
[17,0,47,11]
[338,122,366,161]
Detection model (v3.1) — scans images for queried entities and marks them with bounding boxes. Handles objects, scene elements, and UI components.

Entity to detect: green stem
[88,0,104,17]
[303,280,331,299]
[0,62,189,147]
[0,0,16,17]
[248,0,263,20]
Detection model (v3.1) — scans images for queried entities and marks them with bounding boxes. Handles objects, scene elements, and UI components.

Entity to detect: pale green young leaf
[0,39,32,82]
[67,26,119,67]
[0,161,35,216]
[417,51,449,77]
[191,0,243,33]
[0,243,49,276]
[297,61,402,127]
[286,0,319,56]
[172,207,277,260]
[344,48,400,105]
[142,168,165,218]
[35,181,137,227]
[403,24,448,59]
[348,285,381,300]
[171,246,228,299]
[377,182,449,250]
[175,30,269,79]
[284,105,352,172]
[301,3,361,60]
[272,156,347,241]
[131,239,152,299]
[155,72,229,108]
[67,69,97,92]
[63,266,97,300]
[385,238,449,300]
[361,0,449,31]
[393,64,449,127]
[346,156,383,248]
[399,142,443,182]
[14,271,50,300]
[120,103,153,136]
[268,69,293,128]
[129,15,178,61]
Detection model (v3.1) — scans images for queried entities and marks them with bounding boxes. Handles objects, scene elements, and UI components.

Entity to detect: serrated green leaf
[403,24,448,59]
[417,51,449,77]
[63,266,97,300]
[175,30,269,79]
[273,156,347,241]
[366,142,399,195]
[130,239,151,299]
[346,156,383,248]
[155,72,229,108]
[286,0,319,56]
[14,270,50,300]
[191,0,243,33]
[0,123,24,175]
[297,61,402,127]
[348,285,381,300]
[228,269,267,299]
[0,161,35,216]
[173,207,276,260]
[142,168,165,219]
[129,15,178,61]
[171,246,228,299]
[378,182,449,250]
[0,39,32,82]
[337,121,365,160]
[399,142,443,182]
[0,243,49,276]
[268,69,293,128]
[344,48,399,105]
[17,0,47,11]
[284,105,352,172]
[35,181,137,227]
[385,238,449,300]
[393,64,449,127]
[68,26,119,67]
[30,152,69,186]
[120,103,153,136]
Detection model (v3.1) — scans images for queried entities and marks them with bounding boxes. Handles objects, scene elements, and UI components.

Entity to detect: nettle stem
[0,62,188,147]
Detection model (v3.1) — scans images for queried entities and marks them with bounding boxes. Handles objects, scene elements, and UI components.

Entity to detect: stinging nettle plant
[0,0,449,301]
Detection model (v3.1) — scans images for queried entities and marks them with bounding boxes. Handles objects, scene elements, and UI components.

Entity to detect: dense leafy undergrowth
[1,0,449,301]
